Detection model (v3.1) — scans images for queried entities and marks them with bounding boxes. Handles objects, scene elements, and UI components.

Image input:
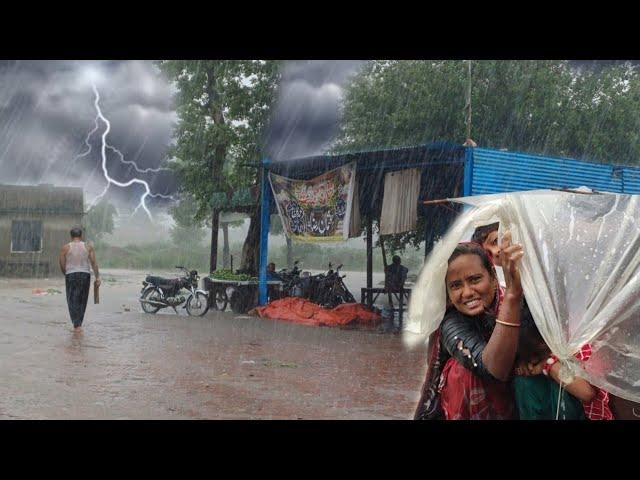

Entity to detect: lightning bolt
[81,83,174,220]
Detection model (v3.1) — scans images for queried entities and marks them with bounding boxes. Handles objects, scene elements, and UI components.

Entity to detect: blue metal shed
[258,144,640,305]
[468,148,640,195]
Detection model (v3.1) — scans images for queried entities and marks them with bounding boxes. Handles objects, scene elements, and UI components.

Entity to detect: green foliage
[83,200,117,242]
[210,269,257,281]
[335,60,640,250]
[156,60,282,223]
[336,60,640,164]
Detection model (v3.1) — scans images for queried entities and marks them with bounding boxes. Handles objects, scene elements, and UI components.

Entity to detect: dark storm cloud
[265,60,368,161]
[0,60,176,211]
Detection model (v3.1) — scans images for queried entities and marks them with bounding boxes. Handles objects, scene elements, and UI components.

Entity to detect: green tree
[335,60,640,252]
[157,60,281,273]
[168,194,207,248]
[83,199,117,243]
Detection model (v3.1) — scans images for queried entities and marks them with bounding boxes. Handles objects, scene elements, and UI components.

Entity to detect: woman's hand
[499,231,524,298]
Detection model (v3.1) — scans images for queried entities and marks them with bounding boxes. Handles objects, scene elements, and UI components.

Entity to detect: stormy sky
[265,60,368,160]
[0,60,367,214]
[0,59,630,215]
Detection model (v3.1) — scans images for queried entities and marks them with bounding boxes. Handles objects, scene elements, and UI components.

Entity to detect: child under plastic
[514,304,613,420]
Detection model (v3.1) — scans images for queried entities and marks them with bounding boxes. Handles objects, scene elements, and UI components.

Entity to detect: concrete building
[0,184,84,277]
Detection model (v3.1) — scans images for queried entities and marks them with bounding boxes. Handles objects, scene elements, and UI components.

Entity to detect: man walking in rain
[58,227,101,332]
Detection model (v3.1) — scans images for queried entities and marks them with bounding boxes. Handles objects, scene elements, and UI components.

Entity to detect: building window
[11,220,43,252]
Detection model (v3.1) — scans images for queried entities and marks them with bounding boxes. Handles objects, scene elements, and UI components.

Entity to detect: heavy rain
[1,60,640,420]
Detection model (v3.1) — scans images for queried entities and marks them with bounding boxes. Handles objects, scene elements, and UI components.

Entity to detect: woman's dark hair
[447,242,497,280]
[471,222,499,245]
[70,227,83,238]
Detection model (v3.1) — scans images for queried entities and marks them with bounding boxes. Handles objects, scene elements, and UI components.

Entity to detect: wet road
[0,270,429,419]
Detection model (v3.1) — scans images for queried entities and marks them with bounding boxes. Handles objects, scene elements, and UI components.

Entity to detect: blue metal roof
[470,148,640,194]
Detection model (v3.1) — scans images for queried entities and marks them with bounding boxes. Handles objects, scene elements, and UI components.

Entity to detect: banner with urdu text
[269,162,356,242]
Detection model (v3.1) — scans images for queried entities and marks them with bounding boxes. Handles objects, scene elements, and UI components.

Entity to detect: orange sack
[255,297,381,327]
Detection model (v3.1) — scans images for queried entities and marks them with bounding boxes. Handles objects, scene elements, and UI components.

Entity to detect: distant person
[385,255,408,293]
[58,227,101,332]
[266,262,282,281]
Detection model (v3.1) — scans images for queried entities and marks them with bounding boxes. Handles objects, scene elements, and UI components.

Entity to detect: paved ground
[0,269,429,419]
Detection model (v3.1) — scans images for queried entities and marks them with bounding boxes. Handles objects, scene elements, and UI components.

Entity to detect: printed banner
[269,162,356,242]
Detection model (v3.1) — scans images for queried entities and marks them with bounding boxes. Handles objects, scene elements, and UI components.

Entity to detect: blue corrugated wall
[470,148,640,194]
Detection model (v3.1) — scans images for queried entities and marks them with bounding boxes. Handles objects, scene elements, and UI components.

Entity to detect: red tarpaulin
[253,297,381,327]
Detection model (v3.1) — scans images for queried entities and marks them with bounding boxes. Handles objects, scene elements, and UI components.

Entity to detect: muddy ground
[0,269,429,419]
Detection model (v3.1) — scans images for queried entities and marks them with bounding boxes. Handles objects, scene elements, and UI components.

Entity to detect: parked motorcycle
[278,260,302,297]
[318,263,356,307]
[140,266,210,316]
[306,263,356,308]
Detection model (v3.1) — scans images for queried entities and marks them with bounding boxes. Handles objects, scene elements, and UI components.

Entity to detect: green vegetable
[210,270,257,282]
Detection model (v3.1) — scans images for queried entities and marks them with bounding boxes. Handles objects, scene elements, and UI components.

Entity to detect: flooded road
[0,270,429,419]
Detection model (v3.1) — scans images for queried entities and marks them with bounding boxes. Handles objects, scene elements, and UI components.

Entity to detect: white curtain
[379,168,421,235]
[407,190,640,402]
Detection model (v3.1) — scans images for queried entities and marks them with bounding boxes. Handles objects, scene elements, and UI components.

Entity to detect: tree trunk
[286,236,293,268]
[205,71,227,274]
[240,206,261,274]
[222,222,230,269]
[210,208,220,273]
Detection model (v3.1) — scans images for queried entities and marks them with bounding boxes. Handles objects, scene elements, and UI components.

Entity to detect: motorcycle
[277,260,302,297]
[317,263,356,308]
[306,263,356,308]
[139,266,210,317]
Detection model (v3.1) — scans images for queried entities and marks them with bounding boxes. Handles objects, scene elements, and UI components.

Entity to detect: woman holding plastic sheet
[415,233,524,420]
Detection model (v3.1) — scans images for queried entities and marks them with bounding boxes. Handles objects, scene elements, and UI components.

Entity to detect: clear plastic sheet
[407,190,640,402]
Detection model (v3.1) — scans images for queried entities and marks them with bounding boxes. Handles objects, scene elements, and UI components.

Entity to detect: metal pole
[467,60,472,141]
[258,158,271,305]
[366,217,373,307]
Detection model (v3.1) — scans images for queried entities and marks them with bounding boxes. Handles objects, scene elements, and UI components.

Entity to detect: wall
[0,213,82,277]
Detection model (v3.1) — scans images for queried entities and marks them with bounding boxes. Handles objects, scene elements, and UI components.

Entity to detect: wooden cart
[203,277,283,314]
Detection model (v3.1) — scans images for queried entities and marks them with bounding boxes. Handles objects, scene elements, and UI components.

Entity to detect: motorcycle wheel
[214,288,228,311]
[186,292,210,317]
[141,287,161,314]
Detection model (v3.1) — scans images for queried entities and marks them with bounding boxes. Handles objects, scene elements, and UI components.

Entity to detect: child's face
[482,231,501,267]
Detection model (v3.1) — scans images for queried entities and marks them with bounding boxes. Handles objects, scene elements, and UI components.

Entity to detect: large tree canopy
[157,60,281,272]
[336,60,640,164]
[334,60,640,252]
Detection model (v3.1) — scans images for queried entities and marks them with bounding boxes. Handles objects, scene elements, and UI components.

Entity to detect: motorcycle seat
[146,275,180,287]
